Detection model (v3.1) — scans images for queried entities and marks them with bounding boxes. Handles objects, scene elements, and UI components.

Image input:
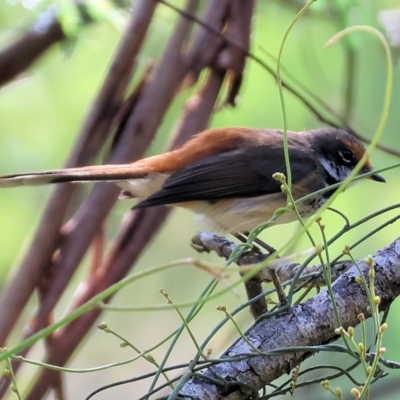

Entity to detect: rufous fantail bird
[0,127,385,233]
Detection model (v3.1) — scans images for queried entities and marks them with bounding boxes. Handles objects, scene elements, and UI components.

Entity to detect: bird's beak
[361,166,385,183]
[370,172,386,183]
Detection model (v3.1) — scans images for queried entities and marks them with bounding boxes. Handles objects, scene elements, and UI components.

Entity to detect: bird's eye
[339,149,353,163]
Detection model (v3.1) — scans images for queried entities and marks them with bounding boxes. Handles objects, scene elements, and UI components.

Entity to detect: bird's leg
[236,232,287,316]
[250,234,287,309]
[231,232,268,318]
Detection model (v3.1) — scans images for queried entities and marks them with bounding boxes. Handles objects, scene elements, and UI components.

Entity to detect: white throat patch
[319,158,352,183]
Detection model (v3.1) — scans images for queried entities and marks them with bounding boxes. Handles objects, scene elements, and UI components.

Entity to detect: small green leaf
[58,1,82,38]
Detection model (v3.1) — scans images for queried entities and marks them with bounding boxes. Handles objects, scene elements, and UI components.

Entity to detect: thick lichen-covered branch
[177,237,400,399]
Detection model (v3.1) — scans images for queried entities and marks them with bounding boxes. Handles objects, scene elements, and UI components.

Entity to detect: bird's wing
[134,145,318,208]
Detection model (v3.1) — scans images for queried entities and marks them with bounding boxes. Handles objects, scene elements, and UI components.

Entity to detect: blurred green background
[1,0,400,399]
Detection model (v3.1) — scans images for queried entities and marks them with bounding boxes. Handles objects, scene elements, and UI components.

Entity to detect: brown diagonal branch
[0,0,157,351]
[215,0,254,105]
[0,2,100,88]
[31,0,197,332]
[185,0,230,85]
[0,15,65,87]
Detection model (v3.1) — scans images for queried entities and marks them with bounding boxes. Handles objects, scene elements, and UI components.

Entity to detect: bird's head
[308,128,385,185]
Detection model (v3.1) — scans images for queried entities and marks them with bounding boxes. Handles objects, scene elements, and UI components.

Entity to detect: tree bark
[176,237,400,399]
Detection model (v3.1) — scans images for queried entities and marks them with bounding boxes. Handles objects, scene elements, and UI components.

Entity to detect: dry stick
[37,275,66,399]
[0,14,65,87]
[32,0,199,331]
[215,0,255,105]
[185,0,230,84]
[341,41,356,123]
[52,373,65,400]
[173,72,227,149]
[0,1,107,87]
[177,237,400,400]
[0,1,157,398]
[0,0,157,349]
[88,225,106,279]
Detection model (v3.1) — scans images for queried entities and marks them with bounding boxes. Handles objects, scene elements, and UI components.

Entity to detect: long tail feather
[0,164,143,188]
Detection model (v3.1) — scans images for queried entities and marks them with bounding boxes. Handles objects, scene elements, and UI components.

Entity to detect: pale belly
[181,194,327,233]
